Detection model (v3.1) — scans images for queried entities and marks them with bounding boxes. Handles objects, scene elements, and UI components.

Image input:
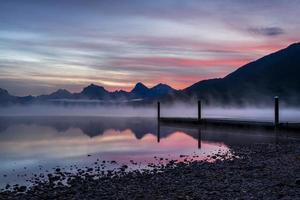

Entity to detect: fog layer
[0,103,300,123]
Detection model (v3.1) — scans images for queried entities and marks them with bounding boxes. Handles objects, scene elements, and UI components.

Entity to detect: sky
[0,0,299,96]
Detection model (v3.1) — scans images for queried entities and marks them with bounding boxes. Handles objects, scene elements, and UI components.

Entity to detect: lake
[0,116,297,189]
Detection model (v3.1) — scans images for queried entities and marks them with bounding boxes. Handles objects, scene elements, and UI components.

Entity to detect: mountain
[77,83,175,101]
[150,83,175,96]
[79,84,110,100]
[37,89,73,100]
[130,82,150,98]
[0,82,176,105]
[110,90,129,100]
[0,82,176,104]
[184,42,300,104]
[17,95,35,104]
[1,42,300,105]
[0,88,16,105]
[50,89,73,99]
[129,82,176,100]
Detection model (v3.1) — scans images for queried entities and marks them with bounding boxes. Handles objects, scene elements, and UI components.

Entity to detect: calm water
[0,116,296,188]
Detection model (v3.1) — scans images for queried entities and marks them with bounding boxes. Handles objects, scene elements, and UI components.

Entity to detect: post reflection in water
[198,127,202,149]
[157,120,160,143]
[157,122,202,149]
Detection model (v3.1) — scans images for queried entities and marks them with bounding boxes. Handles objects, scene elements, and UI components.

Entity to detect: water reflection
[0,116,295,188]
[198,128,201,149]
[0,117,222,163]
[0,116,285,143]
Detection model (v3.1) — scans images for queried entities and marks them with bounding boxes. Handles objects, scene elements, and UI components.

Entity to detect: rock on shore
[0,141,299,200]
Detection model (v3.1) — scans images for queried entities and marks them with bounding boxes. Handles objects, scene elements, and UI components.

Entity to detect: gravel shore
[1,141,300,200]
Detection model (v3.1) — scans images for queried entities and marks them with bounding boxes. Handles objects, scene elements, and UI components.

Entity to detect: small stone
[17,186,27,192]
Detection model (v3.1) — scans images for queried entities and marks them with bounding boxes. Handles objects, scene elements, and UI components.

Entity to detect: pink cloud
[113,57,249,68]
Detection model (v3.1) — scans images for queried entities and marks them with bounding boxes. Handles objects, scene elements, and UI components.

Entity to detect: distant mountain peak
[150,83,175,96]
[152,83,174,90]
[131,82,148,92]
[81,83,109,99]
[154,83,165,87]
[53,89,71,95]
[81,84,107,93]
[36,88,73,100]
[288,42,300,48]
[85,83,105,89]
[0,87,16,105]
[0,88,9,95]
[135,82,148,88]
[129,82,149,98]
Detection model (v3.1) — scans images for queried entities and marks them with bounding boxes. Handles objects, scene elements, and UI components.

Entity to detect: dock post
[198,100,202,122]
[157,101,160,120]
[274,96,279,127]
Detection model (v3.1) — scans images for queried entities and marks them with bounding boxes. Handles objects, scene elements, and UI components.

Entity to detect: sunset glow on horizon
[0,0,299,95]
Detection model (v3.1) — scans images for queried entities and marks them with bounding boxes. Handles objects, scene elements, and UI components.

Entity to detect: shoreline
[1,141,299,199]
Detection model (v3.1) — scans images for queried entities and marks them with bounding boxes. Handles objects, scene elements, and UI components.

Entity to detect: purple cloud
[248,27,285,36]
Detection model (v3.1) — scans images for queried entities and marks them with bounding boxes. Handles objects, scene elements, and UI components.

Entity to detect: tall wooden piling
[274,96,279,127]
[157,101,160,120]
[198,100,202,121]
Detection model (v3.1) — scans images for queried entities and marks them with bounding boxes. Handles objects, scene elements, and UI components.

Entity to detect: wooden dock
[157,98,300,131]
[159,117,300,131]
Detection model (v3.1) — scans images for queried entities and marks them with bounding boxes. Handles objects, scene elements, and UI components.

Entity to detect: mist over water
[161,103,300,123]
[1,103,300,123]
[0,105,156,117]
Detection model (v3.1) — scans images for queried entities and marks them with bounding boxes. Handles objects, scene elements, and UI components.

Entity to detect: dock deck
[160,117,300,131]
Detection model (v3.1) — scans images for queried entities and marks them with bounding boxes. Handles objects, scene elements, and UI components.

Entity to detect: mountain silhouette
[1,42,300,105]
[150,83,175,97]
[0,88,16,104]
[0,82,176,105]
[79,84,110,100]
[130,82,176,99]
[130,82,150,98]
[37,89,73,100]
[184,42,300,104]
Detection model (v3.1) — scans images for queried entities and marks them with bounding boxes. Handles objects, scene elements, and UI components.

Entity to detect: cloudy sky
[0,0,299,96]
